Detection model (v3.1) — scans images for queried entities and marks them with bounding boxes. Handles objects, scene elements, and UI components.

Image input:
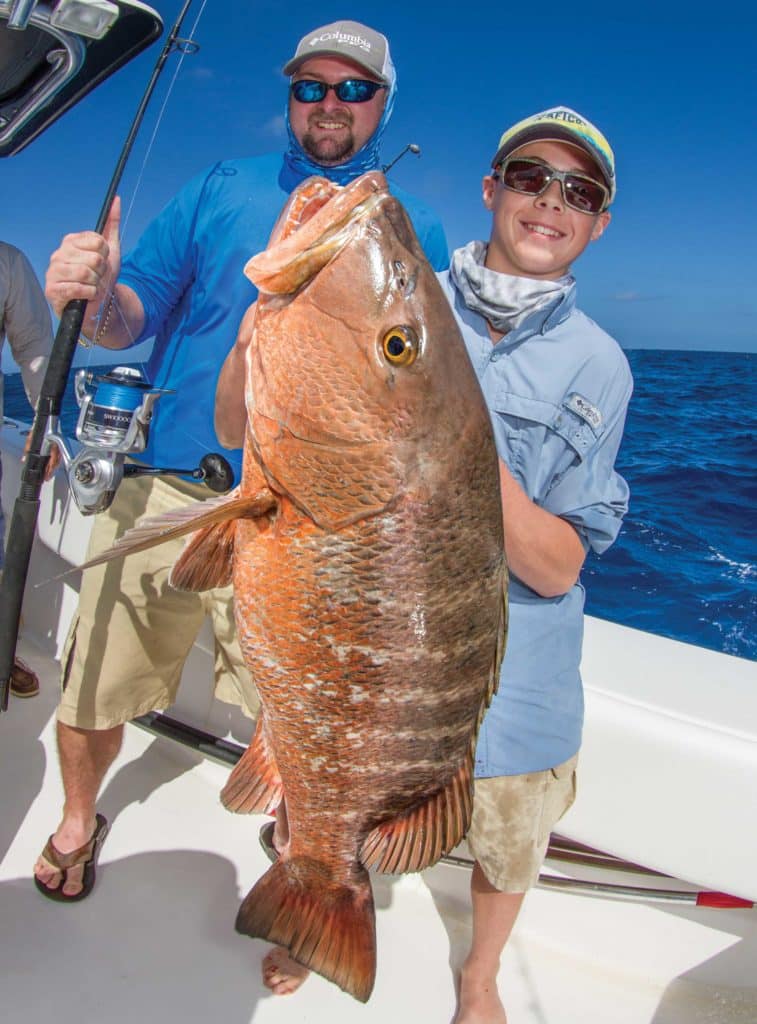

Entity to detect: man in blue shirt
[34,20,448,909]
[437,107,632,1024]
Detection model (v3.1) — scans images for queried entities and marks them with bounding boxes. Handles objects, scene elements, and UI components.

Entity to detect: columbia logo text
[309,31,372,53]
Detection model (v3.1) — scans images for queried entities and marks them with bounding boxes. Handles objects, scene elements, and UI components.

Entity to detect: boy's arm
[499,459,586,598]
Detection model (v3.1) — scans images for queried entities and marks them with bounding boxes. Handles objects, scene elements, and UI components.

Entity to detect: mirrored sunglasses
[494,157,609,214]
[290,79,387,104]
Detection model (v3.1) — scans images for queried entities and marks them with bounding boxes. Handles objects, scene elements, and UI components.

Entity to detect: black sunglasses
[493,157,609,215]
[290,78,387,104]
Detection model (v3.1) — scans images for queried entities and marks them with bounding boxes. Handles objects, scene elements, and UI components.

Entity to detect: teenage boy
[438,106,632,1024]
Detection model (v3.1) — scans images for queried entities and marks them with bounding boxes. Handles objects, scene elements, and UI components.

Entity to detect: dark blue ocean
[3,349,755,660]
[583,349,755,661]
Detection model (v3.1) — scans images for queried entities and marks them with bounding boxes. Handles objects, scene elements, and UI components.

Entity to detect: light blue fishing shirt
[438,269,633,775]
[117,153,448,483]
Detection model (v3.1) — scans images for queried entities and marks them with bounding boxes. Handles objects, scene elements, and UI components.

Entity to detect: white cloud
[184,65,214,81]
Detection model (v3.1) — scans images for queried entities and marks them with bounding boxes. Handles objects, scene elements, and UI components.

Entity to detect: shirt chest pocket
[492,392,602,502]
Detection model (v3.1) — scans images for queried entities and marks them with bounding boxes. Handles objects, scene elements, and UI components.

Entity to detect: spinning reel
[45,366,233,514]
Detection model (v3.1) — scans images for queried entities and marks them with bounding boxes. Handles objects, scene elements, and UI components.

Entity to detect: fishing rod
[381,142,420,175]
[0,0,202,713]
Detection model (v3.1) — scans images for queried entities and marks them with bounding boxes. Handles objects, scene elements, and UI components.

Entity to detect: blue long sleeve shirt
[118,153,448,483]
[439,269,632,775]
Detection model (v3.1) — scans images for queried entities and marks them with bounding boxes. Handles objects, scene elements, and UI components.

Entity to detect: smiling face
[482,140,611,280]
[288,56,387,166]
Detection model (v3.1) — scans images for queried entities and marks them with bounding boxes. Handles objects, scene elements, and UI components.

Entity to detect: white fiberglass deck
[2,639,756,1024]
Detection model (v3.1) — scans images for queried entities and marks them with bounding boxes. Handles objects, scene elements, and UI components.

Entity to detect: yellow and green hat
[491,106,616,202]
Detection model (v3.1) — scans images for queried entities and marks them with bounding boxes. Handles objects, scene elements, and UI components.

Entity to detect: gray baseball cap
[283,20,393,84]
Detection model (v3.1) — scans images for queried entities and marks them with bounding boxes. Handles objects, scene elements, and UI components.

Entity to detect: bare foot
[34,818,96,898]
[453,965,507,1024]
[262,946,310,996]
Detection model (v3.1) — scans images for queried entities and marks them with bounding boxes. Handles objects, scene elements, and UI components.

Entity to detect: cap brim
[491,126,613,192]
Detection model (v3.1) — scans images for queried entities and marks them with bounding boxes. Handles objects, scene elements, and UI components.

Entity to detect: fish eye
[382,326,418,367]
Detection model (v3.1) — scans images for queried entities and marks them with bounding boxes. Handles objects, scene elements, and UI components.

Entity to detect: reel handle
[123,452,234,492]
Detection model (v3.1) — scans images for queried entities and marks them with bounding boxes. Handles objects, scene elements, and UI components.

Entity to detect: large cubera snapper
[81,171,507,1002]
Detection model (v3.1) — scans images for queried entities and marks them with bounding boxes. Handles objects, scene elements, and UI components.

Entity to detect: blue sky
[2,0,756,361]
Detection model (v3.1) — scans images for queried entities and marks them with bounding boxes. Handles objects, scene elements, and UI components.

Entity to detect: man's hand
[22,435,61,482]
[45,196,121,324]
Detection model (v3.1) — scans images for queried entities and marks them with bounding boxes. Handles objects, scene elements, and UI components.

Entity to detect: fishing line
[120,0,210,243]
[85,0,211,370]
[104,0,242,463]
[0,0,212,712]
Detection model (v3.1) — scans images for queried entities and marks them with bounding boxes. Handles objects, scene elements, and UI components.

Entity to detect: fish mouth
[245,172,390,295]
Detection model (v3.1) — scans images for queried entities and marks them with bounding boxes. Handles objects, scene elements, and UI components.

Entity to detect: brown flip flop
[34,814,109,902]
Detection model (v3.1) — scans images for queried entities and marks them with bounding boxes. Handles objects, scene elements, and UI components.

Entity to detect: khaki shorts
[467,754,578,893]
[58,473,259,730]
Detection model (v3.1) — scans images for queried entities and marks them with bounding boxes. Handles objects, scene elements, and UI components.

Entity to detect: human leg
[0,546,39,697]
[34,722,122,896]
[34,477,207,897]
[453,756,578,1023]
[254,799,310,995]
[455,865,522,1023]
[207,580,260,720]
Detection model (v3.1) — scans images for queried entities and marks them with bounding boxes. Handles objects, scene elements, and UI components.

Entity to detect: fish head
[243,171,485,530]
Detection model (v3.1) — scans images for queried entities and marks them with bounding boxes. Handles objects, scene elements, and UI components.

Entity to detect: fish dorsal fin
[360,748,475,873]
[75,486,277,575]
[220,715,283,815]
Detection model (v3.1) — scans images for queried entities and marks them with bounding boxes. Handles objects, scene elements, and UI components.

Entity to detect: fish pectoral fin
[169,519,236,591]
[75,486,277,577]
[220,715,283,814]
[361,749,475,874]
[236,859,376,1003]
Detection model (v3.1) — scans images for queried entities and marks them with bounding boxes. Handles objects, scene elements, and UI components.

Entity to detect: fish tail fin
[361,749,474,873]
[220,716,283,814]
[236,859,376,1003]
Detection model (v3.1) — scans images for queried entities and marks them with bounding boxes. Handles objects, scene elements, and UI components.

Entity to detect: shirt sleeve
[421,220,450,272]
[118,166,215,342]
[387,183,450,271]
[2,246,53,409]
[542,367,633,555]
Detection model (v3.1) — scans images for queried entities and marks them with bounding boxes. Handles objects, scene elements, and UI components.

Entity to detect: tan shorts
[58,473,259,730]
[467,754,578,893]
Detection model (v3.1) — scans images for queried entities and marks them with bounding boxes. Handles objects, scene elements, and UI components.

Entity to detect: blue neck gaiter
[282,62,397,186]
